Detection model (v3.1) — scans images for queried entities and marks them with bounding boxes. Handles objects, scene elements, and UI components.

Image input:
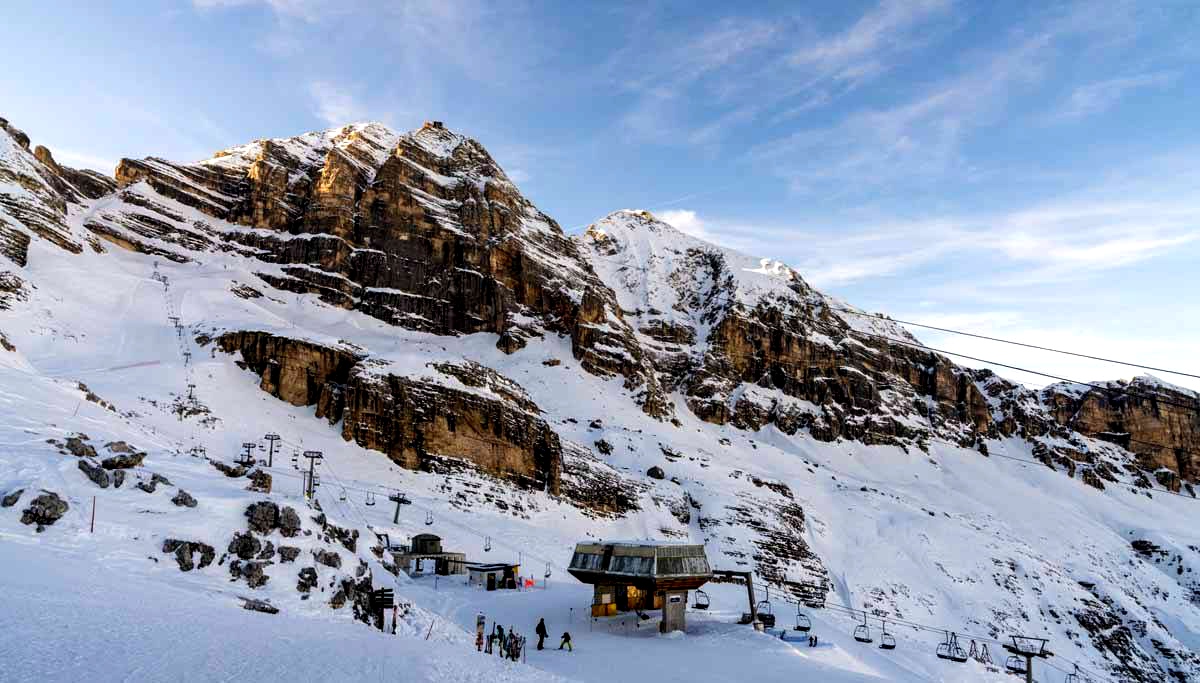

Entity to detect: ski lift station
[387,533,467,576]
[567,541,713,633]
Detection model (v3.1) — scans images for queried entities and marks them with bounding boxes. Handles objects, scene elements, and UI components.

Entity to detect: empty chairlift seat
[692,589,710,610]
[879,621,896,650]
[936,632,969,663]
[854,613,873,644]
[793,607,811,632]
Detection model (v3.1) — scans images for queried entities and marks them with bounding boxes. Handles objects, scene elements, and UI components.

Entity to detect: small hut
[467,562,521,591]
[567,541,712,633]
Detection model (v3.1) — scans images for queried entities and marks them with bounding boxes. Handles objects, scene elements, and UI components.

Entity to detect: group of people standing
[476,617,572,661]
[535,618,571,652]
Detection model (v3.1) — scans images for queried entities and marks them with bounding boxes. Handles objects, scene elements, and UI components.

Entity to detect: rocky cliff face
[214,330,563,495]
[577,210,1199,490]
[578,211,992,444]
[101,122,668,418]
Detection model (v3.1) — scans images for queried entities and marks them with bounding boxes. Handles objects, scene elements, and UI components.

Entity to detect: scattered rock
[78,459,111,488]
[313,549,342,569]
[588,419,603,429]
[211,460,248,478]
[163,539,215,571]
[279,506,301,537]
[113,470,126,488]
[105,441,135,453]
[542,358,561,367]
[228,531,263,560]
[245,501,280,534]
[20,491,68,531]
[65,436,96,458]
[279,546,301,563]
[647,466,666,480]
[101,452,145,469]
[257,541,276,561]
[230,560,269,588]
[136,472,171,494]
[1,488,23,507]
[171,490,197,508]
[240,597,279,615]
[595,439,613,455]
[324,522,358,552]
[246,469,272,493]
[297,567,318,592]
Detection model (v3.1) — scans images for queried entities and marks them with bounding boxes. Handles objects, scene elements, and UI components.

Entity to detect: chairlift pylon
[365,491,376,506]
[692,589,710,610]
[936,631,969,663]
[853,612,872,643]
[793,604,811,632]
[879,620,896,650]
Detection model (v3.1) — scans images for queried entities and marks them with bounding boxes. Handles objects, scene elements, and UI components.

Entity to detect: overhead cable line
[831,306,1200,382]
[854,331,1200,412]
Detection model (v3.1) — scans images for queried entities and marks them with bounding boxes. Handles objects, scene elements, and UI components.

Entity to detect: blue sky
[4,0,1199,390]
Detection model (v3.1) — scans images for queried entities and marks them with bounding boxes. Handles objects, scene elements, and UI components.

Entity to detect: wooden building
[388,534,466,576]
[567,541,712,633]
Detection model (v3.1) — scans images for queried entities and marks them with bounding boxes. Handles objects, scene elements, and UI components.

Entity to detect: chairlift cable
[830,306,1200,381]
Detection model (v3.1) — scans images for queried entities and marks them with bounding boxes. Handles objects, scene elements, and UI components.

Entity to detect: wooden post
[90,496,96,533]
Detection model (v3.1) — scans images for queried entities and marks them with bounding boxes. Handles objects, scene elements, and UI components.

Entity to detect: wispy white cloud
[788,0,956,87]
[307,81,374,127]
[1053,71,1176,120]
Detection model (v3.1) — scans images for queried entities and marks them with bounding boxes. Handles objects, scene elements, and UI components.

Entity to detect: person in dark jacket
[535,618,548,650]
[558,631,573,652]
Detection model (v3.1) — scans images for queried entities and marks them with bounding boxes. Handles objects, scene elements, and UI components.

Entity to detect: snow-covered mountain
[2,115,1199,682]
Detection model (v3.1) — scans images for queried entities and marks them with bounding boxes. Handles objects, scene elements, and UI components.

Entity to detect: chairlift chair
[936,632,969,663]
[853,613,873,643]
[755,600,775,628]
[879,621,896,650]
[692,589,711,610]
[339,488,347,502]
[424,511,434,526]
[1005,655,1027,675]
[793,605,811,631]
[1064,664,1087,683]
[544,562,552,579]
[484,536,492,552]
[365,492,376,506]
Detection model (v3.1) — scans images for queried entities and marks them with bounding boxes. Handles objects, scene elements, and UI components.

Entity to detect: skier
[496,624,506,657]
[535,618,548,650]
[558,631,573,652]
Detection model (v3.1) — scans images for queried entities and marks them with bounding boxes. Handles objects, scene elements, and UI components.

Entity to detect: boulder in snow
[171,490,197,508]
[1,488,23,507]
[77,459,110,488]
[20,491,68,532]
[647,466,666,480]
[101,452,145,469]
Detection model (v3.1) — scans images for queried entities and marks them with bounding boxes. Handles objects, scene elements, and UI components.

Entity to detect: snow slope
[2,123,1199,682]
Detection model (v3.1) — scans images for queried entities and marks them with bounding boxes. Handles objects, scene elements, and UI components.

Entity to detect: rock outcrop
[20,491,68,532]
[216,331,563,494]
[96,122,667,417]
[162,539,216,571]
